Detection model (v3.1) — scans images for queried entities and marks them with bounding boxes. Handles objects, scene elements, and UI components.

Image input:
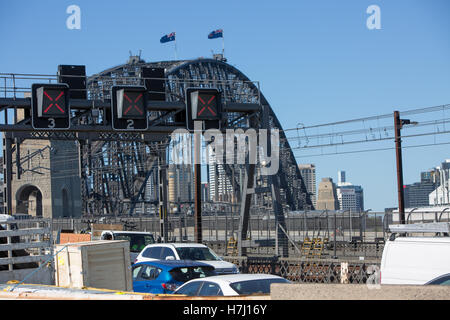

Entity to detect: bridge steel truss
[0,58,313,257]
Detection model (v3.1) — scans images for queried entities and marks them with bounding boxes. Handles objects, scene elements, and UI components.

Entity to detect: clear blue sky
[1,0,450,211]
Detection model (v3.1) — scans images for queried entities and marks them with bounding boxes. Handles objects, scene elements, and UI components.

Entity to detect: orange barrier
[59,233,91,244]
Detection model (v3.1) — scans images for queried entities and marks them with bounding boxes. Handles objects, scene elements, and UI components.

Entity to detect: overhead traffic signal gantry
[111,86,148,131]
[31,83,70,129]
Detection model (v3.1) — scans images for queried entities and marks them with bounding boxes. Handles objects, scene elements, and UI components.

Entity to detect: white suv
[135,243,239,275]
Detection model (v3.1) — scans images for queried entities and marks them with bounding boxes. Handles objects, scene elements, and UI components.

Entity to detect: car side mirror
[166,256,175,260]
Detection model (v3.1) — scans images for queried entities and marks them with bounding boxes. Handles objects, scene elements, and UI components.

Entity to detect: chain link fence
[220,256,378,284]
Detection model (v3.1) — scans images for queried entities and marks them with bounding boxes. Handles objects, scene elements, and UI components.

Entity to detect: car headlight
[232,265,239,274]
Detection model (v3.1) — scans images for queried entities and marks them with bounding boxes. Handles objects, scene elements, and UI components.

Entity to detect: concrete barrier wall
[0,283,270,300]
[271,284,450,300]
[0,267,54,285]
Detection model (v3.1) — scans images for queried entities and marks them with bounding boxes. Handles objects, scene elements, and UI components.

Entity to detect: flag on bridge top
[208,29,223,39]
[160,32,176,43]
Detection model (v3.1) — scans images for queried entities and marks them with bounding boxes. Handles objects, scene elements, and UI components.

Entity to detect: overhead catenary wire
[13,131,450,180]
[281,103,450,133]
[10,113,450,171]
[292,139,450,158]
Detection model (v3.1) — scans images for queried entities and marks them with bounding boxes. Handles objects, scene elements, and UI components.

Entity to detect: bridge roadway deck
[0,283,269,300]
[2,283,449,300]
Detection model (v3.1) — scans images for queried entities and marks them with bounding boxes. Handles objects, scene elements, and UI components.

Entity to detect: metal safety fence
[50,208,450,261]
[221,256,379,284]
[0,218,54,285]
[50,211,395,260]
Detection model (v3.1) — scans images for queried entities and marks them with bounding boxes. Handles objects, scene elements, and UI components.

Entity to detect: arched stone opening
[16,185,43,217]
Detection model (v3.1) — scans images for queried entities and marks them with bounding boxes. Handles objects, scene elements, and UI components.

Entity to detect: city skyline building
[201,182,209,202]
[403,169,439,208]
[168,164,194,207]
[429,159,450,206]
[316,177,339,210]
[298,164,317,208]
[336,170,364,213]
[207,151,234,202]
[338,170,346,185]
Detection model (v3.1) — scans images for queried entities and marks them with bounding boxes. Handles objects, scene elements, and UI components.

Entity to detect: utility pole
[394,111,417,224]
[394,111,406,224]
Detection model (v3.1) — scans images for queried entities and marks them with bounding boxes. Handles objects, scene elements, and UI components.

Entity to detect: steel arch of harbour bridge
[85,57,312,216]
[0,56,314,257]
[70,56,314,257]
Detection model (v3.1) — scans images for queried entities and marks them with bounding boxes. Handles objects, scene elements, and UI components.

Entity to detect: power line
[281,103,450,133]
[285,127,450,151]
[293,139,450,158]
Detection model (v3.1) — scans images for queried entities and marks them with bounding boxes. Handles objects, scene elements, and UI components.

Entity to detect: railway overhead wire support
[393,111,418,225]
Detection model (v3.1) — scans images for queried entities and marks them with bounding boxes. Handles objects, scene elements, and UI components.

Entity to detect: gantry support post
[3,136,13,215]
[158,148,169,242]
[194,121,203,243]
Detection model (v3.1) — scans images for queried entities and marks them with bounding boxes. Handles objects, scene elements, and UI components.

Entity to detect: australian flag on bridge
[208,29,223,39]
[160,32,176,43]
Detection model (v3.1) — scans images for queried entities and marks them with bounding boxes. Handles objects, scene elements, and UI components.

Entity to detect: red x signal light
[36,86,69,118]
[31,83,71,130]
[197,94,217,117]
[111,86,148,131]
[123,92,143,116]
[189,89,221,121]
[43,90,65,114]
[116,88,147,120]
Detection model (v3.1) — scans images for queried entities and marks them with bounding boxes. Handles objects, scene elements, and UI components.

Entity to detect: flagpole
[222,32,225,56]
[174,36,178,60]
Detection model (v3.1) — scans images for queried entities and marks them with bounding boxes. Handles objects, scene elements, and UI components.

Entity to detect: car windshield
[114,234,155,252]
[229,278,290,295]
[169,266,217,282]
[175,247,221,261]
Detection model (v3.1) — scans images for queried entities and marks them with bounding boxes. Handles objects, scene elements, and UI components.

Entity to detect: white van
[380,236,450,285]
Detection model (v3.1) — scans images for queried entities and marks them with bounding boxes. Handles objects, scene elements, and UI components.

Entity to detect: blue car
[132,260,217,294]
